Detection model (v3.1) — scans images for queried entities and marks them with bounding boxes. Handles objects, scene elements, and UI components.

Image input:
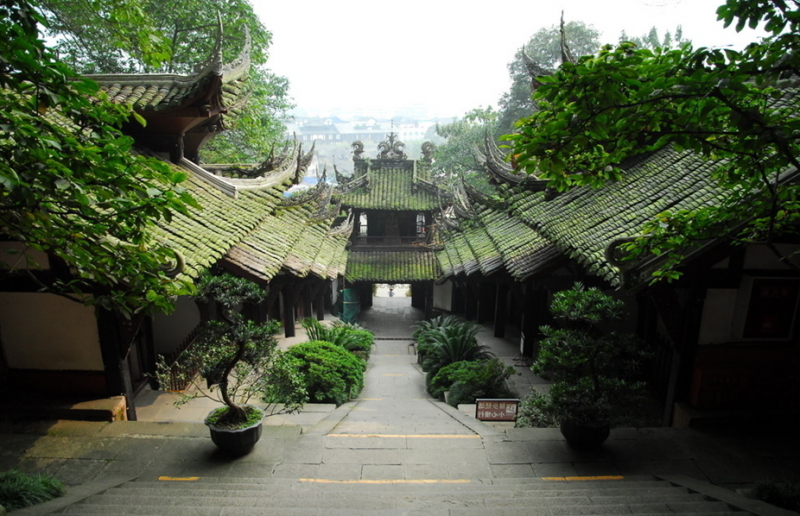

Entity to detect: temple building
[336,135,446,317]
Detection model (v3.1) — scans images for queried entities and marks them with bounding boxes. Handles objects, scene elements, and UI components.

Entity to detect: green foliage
[205,404,263,430]
[529,283,651,427]
[418,321,493,380]
[287,340,365,406]
[433,107,498,185]
[301,318,375,360]
[0,470,65,511]
[515,390,558,428]
[155,273,304,426]
[508,2,800,281]
[0,0,198,317]
[619,25,687,51]
[752,480,800,512]
[497,21,601,136]
[411,314,463,342]
[38,0,293,163]
[428,358,515,405]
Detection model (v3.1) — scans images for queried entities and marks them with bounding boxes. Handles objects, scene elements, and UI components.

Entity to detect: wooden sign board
[475,398,520,421]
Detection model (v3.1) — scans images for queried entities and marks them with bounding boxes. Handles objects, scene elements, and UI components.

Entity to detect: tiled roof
[345,250,440,282]
[224,191,351,282]
[436,203,561,282]
[338,163,440,211]
[151,158,287,280]
[507,146,726,285]
[87,45,249,113]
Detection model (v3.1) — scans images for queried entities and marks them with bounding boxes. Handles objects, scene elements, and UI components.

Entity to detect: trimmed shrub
[428,359,516,405]
[287,340,365,406]
[0,470,65,511]
[301,318,374,361]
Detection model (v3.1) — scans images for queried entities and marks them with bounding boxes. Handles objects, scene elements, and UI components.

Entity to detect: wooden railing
[351,236,427,247]
[156,326,201,392]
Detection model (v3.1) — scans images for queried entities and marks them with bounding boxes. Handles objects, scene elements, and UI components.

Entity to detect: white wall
[433,281,453,312]
[0,293,103,370]
[151,296,201,354]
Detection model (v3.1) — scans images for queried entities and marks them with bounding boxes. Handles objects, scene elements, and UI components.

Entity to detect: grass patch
[0,470,65,510]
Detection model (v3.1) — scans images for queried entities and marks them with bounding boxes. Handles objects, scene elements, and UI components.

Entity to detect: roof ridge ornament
[377,132,407,160]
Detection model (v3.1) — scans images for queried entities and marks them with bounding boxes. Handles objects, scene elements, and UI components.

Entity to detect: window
[738,277,800,340]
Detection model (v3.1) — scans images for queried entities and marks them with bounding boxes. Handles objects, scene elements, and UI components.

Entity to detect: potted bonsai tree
[156,272,306,456]
[532,283,651,449]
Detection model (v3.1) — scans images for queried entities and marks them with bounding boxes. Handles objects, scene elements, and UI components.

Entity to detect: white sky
[250,0,765,119]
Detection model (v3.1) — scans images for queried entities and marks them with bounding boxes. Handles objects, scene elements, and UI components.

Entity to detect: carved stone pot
[560,419,610,450]
[205,406,263,456]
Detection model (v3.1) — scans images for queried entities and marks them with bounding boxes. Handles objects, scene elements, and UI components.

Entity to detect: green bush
[0,470,65,511]
[428,359,516,405]
[421,322,492,378]
[301,318,374,360]
[529,283,652,427]
[287,340,365,406]
[515,390,558,428]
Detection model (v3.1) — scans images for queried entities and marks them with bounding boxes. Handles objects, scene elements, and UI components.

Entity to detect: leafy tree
[0,0,197,316]
[432,107,498,187]
[156,273,305,425]
[507,0,800,281]
[39,0,293,162]
[496,21,601,136]
[620,25,687,50]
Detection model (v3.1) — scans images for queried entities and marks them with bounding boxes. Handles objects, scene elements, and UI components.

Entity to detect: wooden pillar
[283,284,296,338]
[451,282,466,314]
[477,282,496,324]
[520,285,548,358]
[315,281,328,321]
[464,282,477,321]
[361,283,373,308]
[494,283,509,338]
[302,283,313,320]
[97,309,137,420]
[424,282,434,320]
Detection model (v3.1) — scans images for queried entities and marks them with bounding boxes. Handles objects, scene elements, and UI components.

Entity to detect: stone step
[108,485,693,500]
[59,510,451,516]
[70,492,715,510]
[127,477,673,491]
[57,476,752,516]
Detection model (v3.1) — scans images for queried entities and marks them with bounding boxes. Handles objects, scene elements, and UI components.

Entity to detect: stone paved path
[331,340,476,436]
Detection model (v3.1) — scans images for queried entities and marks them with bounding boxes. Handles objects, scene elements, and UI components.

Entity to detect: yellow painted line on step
[158,476,200,482]
[542,476,625,481]
[300,478,472,485]
[327,434,480,439]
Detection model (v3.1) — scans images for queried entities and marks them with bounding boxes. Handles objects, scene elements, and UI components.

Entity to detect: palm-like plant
[421,322,493,379]
[412,315,464,366]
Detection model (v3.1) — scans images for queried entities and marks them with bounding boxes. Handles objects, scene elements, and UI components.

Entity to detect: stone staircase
[53,476,760,516]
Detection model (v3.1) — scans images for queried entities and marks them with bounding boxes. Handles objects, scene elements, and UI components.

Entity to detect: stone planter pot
[205,406,263,456]
[559,419,610,450]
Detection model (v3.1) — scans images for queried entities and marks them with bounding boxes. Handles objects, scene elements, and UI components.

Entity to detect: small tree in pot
[156,272,306,454]
[532,283,650,448]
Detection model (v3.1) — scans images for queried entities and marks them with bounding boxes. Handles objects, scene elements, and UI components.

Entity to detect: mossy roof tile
[345,250,440,282]
[339,165,439,211]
